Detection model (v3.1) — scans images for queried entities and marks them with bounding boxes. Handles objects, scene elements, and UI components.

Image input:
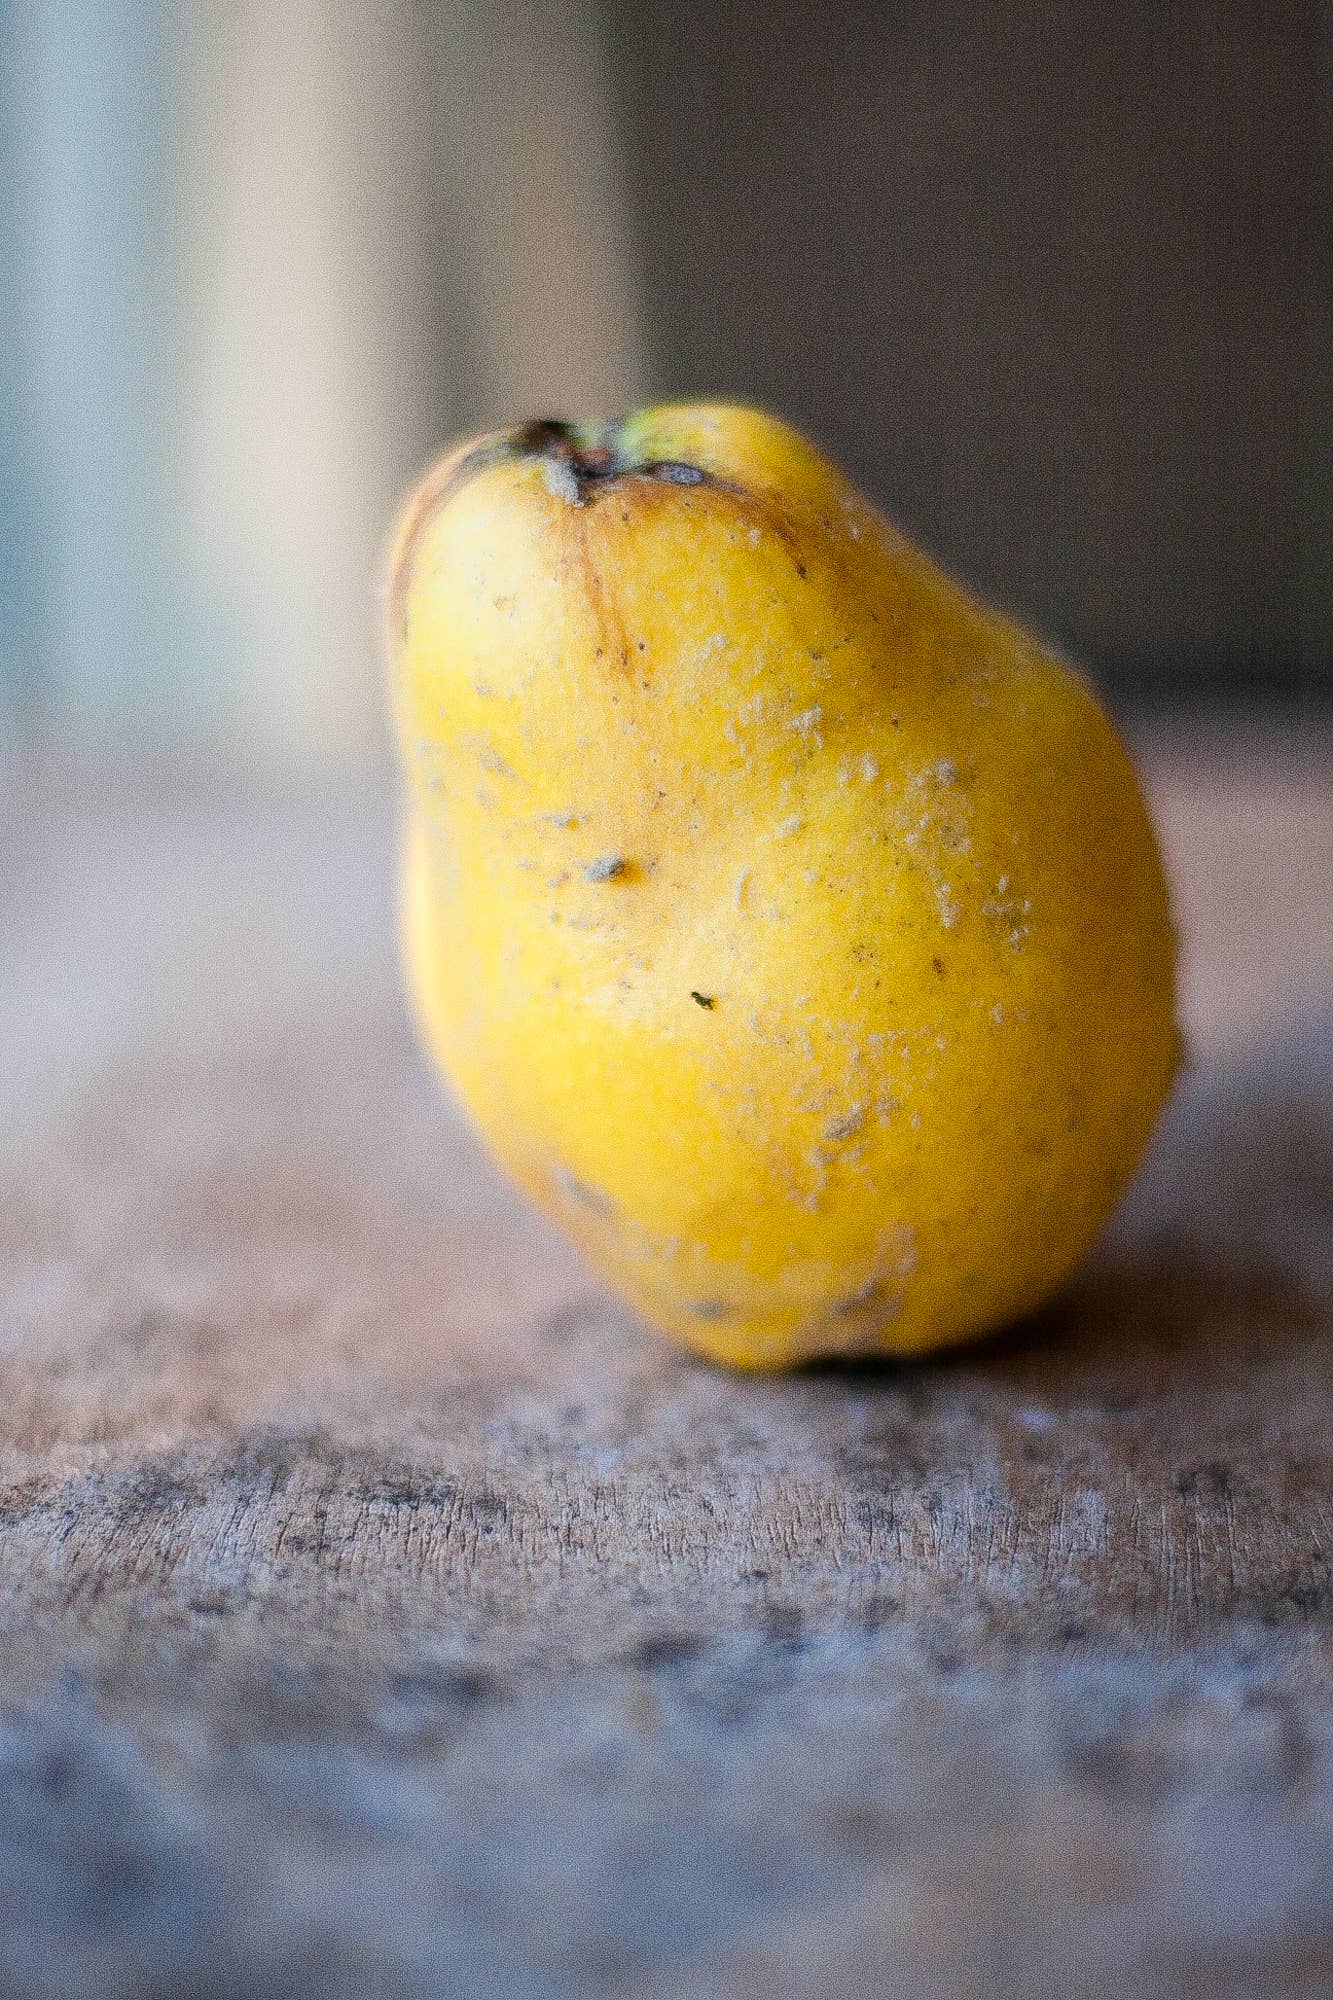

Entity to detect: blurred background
[1,0,1330,778]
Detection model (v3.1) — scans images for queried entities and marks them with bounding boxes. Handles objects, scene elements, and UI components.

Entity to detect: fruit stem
[514,418,622,496]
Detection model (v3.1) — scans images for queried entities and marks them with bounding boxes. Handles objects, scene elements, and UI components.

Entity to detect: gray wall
[616,0,1333,705]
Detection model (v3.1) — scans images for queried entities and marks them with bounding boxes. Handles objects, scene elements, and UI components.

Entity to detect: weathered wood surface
[0,727,1330,1999]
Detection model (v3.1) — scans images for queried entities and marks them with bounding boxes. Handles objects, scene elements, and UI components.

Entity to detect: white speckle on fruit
[541,458,580,504]
[880,1221,918,1276]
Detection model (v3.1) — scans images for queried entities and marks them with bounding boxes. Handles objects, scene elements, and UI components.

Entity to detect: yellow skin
[387,404,1177,1369]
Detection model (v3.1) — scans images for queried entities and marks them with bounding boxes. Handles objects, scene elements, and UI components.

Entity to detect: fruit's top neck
[452,417,710,508]
[516,419,619,485]
[515,419,624,502]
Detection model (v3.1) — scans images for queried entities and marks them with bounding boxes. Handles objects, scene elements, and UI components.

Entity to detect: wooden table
[1,726,1330,1999]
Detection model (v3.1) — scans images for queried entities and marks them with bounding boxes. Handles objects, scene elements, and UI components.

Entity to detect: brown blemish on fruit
[831,1276,888,1317]
[796,1267,911,1360]
[571,505,635,678]
[551,1165,617,1220]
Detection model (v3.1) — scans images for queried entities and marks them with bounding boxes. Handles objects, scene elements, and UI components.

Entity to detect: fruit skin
[387,404,1178,1369]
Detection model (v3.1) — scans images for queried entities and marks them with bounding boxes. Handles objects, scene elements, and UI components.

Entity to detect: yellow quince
[387,404,1177,1368]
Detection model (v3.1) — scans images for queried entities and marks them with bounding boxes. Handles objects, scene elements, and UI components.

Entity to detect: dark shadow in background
[612,0,1333,711]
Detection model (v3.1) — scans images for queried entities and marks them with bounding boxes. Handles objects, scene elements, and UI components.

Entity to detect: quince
[387,405,1177,1368]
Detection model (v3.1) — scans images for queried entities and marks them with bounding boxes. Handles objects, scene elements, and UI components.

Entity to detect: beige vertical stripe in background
[180,0,646,775]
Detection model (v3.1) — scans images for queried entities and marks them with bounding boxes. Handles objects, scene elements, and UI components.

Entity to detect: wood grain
[0,727,1330,1998]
